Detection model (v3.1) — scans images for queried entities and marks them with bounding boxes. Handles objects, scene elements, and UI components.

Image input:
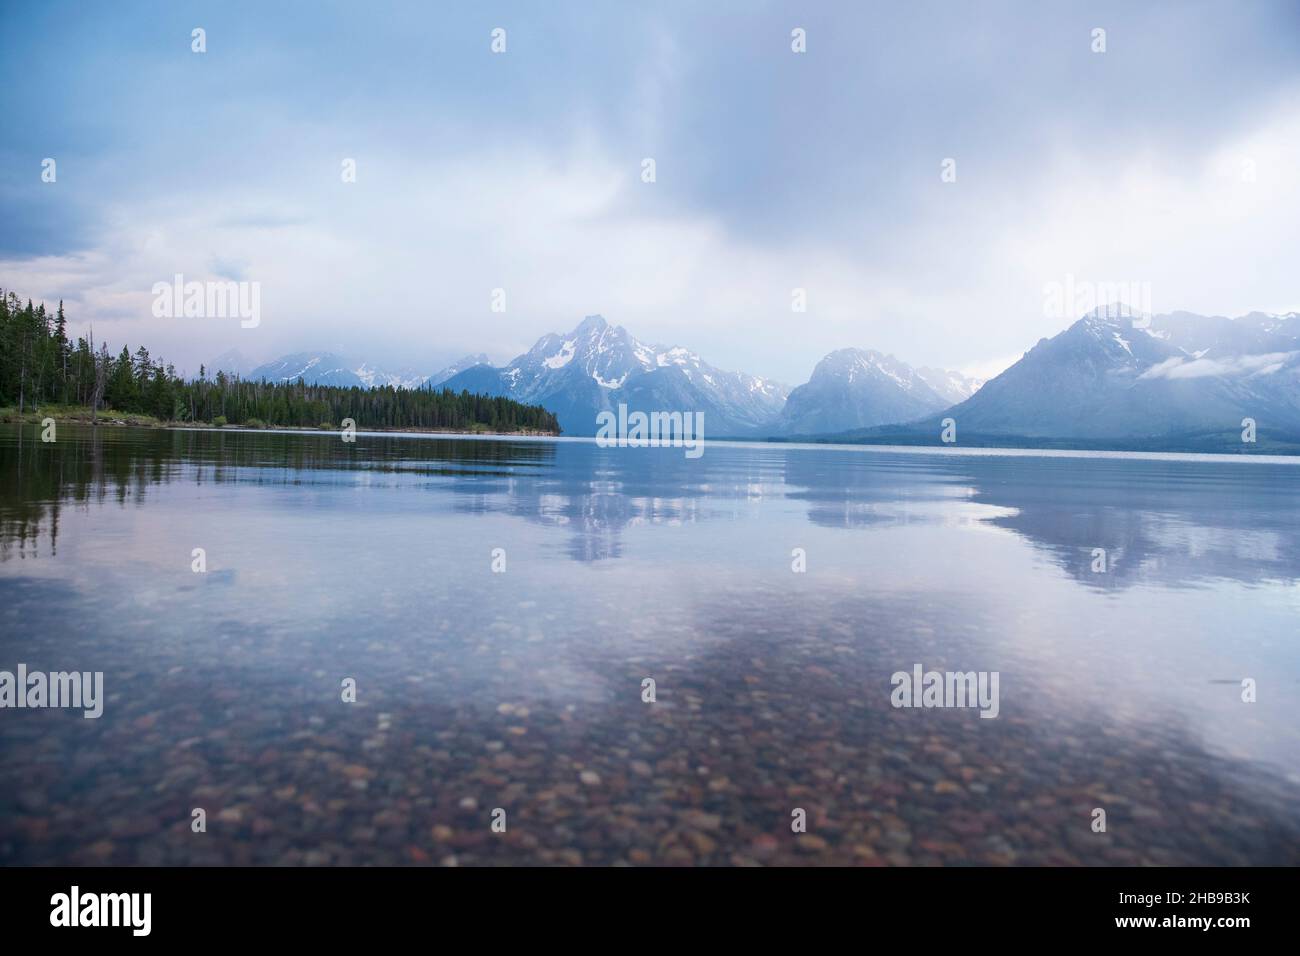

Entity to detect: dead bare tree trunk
[89,328,107,427]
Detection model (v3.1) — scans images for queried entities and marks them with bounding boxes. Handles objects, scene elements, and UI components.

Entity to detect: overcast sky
[2,0,1298,382]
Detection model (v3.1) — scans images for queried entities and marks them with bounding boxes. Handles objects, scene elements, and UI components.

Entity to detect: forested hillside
[0,290,560,433]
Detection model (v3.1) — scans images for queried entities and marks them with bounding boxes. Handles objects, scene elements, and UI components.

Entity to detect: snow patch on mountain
[890,308,1300,442]
[544,341,577,369]
[777,348,954,435]
[438,314,790,435]
[428,354,492,387]
[246,352,429,389]
[916,366,984,404]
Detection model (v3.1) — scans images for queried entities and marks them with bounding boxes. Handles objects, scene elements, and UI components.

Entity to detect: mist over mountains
[208,350,491,392]
[777,349,981,436]
[212,308,1300,449]
[856,309,1300,450]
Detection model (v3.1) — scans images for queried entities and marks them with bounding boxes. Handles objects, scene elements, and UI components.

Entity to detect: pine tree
[54,301,69,401]
[0,294,561,434]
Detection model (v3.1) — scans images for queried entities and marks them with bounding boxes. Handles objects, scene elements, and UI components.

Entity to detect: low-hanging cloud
[2,1,1298,382]
[1140,351,1297,381]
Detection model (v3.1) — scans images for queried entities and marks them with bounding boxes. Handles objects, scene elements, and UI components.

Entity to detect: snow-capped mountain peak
[915,366,985,405]
[777,347,953,435]
[354,361,429,389]
[906,308,1300,443]
[438,315,789,435]
[427,354,492,387]
[247,352,359,387]
[242,352,428,389]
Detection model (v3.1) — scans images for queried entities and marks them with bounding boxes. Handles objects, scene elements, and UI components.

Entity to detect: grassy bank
[0,405,558,436]
[0,404,164,427]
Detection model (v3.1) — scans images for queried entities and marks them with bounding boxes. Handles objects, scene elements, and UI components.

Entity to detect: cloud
[2,1,1298,383]
[1140,352,1298,381]
[960,353,1024,383]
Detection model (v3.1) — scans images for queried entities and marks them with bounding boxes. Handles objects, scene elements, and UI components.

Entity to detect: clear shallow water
[1,424,1297,865]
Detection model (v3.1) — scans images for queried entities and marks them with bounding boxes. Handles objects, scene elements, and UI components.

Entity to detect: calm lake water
[1,424,1297,865]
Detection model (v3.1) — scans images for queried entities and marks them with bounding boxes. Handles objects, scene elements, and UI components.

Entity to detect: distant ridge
[828,309,1300,453]
[210,306,1300,451]
[439,315,789,436]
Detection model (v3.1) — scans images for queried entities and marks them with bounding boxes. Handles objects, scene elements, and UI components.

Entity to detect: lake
[1,424,1297,865]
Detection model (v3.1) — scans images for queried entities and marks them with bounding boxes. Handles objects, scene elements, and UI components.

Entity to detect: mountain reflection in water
[1,425,1296,865]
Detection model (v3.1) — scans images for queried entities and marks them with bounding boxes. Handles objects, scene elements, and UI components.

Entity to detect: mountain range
[210,307,1300,449]
[208,349,491,391]
[438,315,792,436]
[851,308,1300,449]
[777,348,981,435]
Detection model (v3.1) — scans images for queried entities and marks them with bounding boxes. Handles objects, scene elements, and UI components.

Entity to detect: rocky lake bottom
[2,426,1297,865]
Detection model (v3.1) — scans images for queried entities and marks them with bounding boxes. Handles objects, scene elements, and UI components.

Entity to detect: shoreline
[0,408,560,438]
[4,410,1296,458]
